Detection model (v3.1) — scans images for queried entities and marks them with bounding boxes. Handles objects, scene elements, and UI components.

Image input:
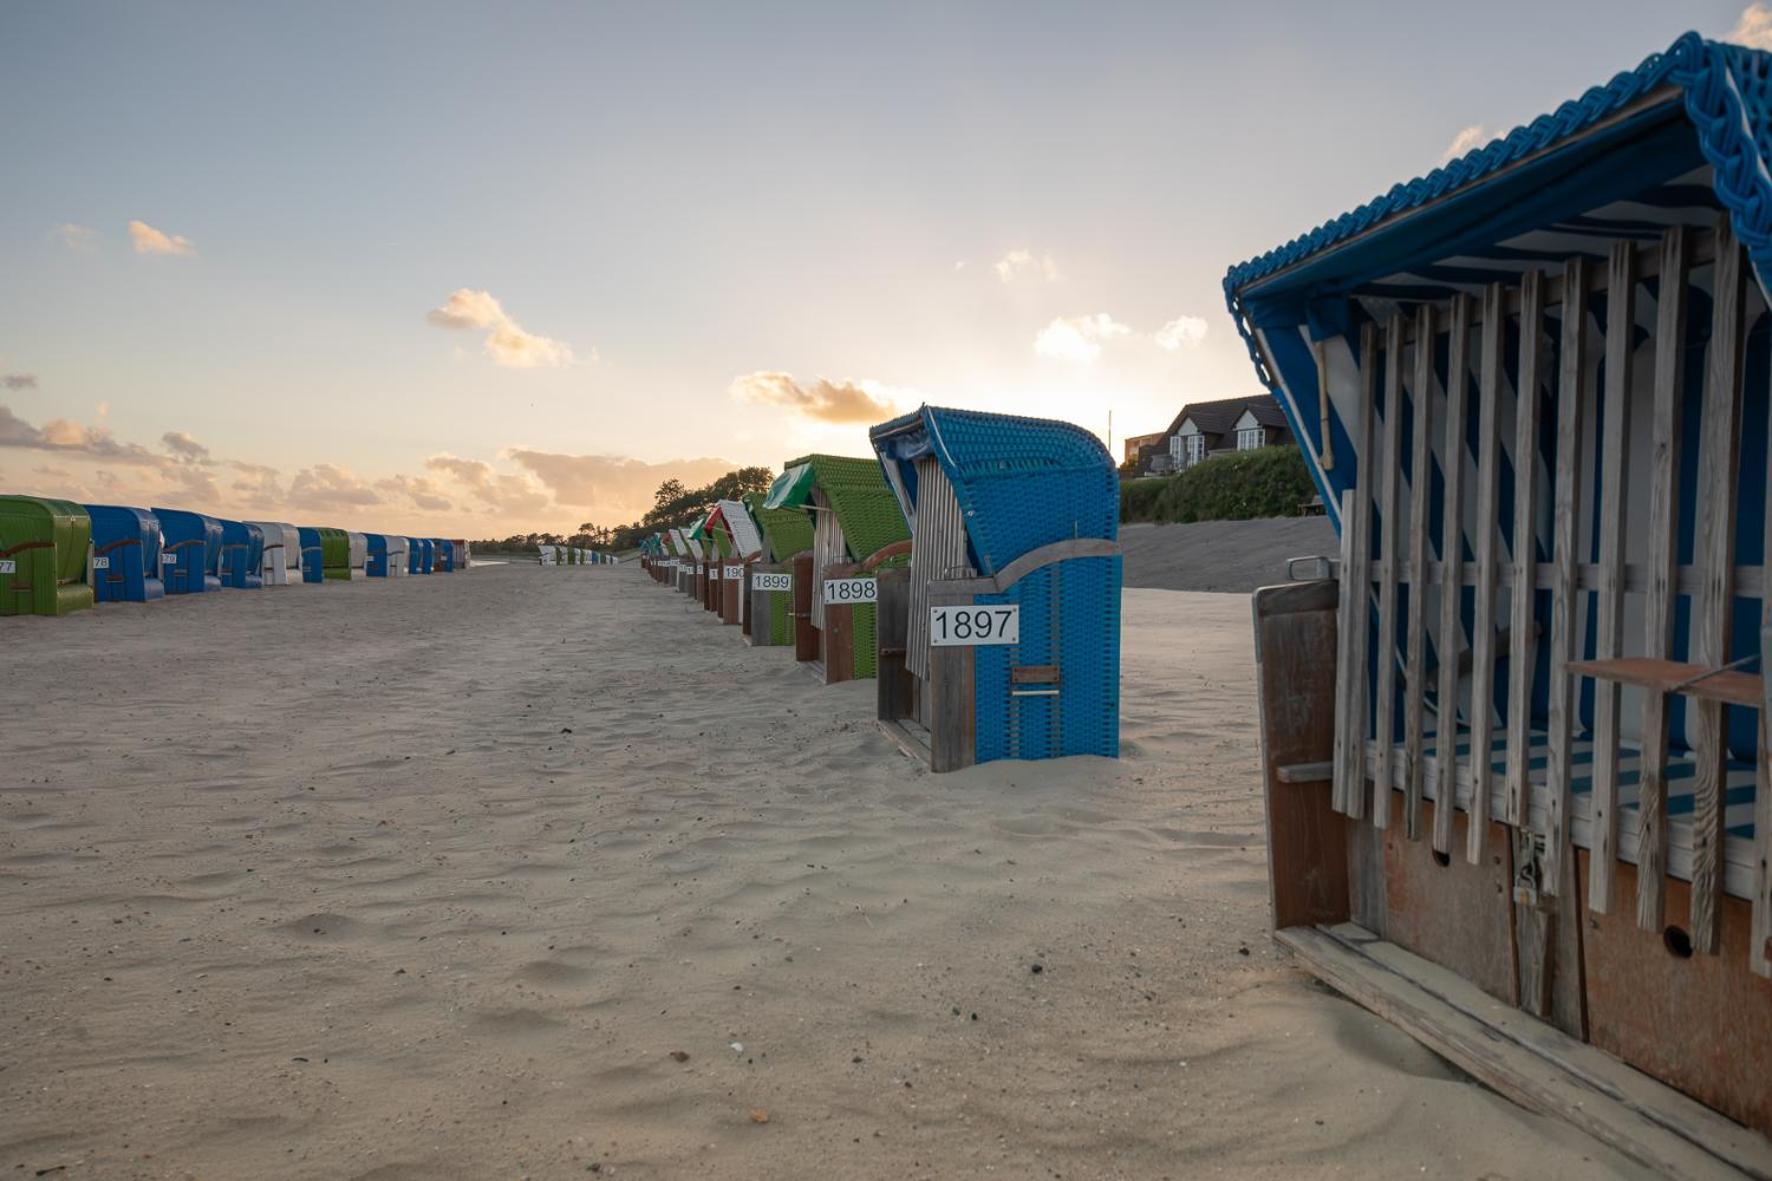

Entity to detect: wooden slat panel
[1682,219,1746,953]
[1505,268,1545,832]
[1756,624,1772,977]
[1629,227,1690,920]
[1591,240,1637,906]
[1403,304,1436,840]
[1546,256,1589,900]
[1335,325,1380,819]
[1432,295,1472,854]
[1373,313,1407,830]
[906,456,968,680]
[1333,487,1361,815]
[1466,283,1506,865]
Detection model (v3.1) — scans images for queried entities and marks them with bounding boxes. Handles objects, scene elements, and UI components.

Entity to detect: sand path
[0,566,1649,1178]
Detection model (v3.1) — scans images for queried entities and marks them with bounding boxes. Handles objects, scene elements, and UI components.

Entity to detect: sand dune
[1121,516,1337,593]
[0,567,1649,1178]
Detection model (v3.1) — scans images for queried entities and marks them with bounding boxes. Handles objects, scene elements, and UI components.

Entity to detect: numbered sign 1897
[929,604,1020,646]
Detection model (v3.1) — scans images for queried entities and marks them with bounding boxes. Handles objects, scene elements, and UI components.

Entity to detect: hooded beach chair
[154,508,223,595]
[0,495,94,616]
[218,520,265,589]
[85,504,165,604]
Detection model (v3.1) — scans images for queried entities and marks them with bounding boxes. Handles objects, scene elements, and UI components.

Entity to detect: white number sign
[711,565,722,580]
[930,604,1020,646]
[0,559,14,575]
[754,571,792,593]
[163,553,177,565]
[92,555,110,570]
[821,576,878,605]
[724,564,744,580]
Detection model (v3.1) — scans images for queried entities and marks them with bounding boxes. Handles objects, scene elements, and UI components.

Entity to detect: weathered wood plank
[1466,283,1506,865]
[1253,582,1348,929]
[1756,624,1772,977]
[1682,219,1745,953]
[1403,304,1436,840]
[1337,326,1379,820]
[1628,226,1689,921]
[1432,295,1471,854]
[1332,486,1360,814]
[1591,240,1637,906]
[1275,923,1772,1181]
[1505,268,1545,833]
[1373,314,1407,830]
[1512,827,1553,1018]
[1546,256,1588,901]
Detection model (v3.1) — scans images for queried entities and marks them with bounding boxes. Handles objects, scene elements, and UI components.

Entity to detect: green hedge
[1121,446,1314,524]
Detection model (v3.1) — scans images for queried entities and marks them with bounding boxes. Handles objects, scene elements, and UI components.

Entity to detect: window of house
[1237,427,1263,451]
[1185,434,1206,466]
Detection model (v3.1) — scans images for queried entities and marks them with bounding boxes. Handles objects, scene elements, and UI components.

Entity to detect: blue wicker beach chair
[871,406,1120,768]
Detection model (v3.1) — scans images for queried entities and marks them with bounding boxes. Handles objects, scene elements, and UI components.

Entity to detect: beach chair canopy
[217,519,265,589]
[871,405,1118,576]
[745,490,813,561]
[765,453,909,562]
[246,521,301,586]
[154,507,223,593]
[1223,31,1772,536]
[86,504,165,603]
[707,498,765,559]
[0,495,93,615]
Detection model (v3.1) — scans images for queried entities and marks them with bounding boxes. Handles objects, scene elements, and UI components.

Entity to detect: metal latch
[1286,555,1340,582]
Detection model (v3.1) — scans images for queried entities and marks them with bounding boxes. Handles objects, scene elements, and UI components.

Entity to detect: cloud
[425,453,552,514]
[426,288,575,368]
[504,449,735,516]
[1729,2,1772,48]
[54,223,98,252]
[1153,315,1208,351]
[128,219,197,256]
[286,464,384,512]
[728,371,899,423]
[1034,313,1132,363]
[376,473,454,512]
[2,374,37,391]
[1440,124,1488,165]
[162,430,212,463]
[994,249,1060,283]
[0,402,171,466]
[228,460,287,508]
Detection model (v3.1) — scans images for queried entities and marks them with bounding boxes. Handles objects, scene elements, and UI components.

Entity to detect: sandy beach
[1,563,1651,1179]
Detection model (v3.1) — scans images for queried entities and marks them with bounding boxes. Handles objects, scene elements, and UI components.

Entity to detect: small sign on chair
[822,576,877,605]
[930,604,1020,646]
[754,572,792,592]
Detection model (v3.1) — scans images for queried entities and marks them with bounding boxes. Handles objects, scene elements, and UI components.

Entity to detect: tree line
[467,466,774,554]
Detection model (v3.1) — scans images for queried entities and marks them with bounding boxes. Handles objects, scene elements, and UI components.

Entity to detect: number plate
[822,576,878,605]
[710,565,722,580]
[92,555,110,570]
[754,571,792,592]
[724,565,744,580]
[930,604,1021,646]
[0,559,14,575]
[163,553,177,565]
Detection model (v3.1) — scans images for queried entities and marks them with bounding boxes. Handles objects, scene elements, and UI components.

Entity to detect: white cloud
[1153,315,1208,351]
[728,371,901,423]
[128,219,196,256]
[1729,2,1772,48]
[54,223,98,252]
[161,430,211,463]
[994,249,1060,283]
[426,288,575,368]
[1440,124,1488,165]
[1033,313,1132,363]
[2,374,38,391]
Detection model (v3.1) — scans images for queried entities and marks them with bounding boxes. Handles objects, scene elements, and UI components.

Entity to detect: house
[1132,394,1293,475]
[1120,432,1163,468]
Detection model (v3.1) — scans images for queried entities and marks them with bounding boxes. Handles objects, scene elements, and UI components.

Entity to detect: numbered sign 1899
[821,576,877,605]
[929,604,1020,646]
[753,571,792,593]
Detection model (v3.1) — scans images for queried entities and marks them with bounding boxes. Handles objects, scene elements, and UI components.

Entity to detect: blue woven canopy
[1223,31,1772,533]
[870,405,1117,577]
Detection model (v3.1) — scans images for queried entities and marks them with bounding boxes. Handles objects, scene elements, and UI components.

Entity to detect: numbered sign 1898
[821,576,878,605]
[929,604,1020,646]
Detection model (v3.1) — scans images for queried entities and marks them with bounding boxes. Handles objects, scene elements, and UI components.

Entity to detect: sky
[0,0,1762,536]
